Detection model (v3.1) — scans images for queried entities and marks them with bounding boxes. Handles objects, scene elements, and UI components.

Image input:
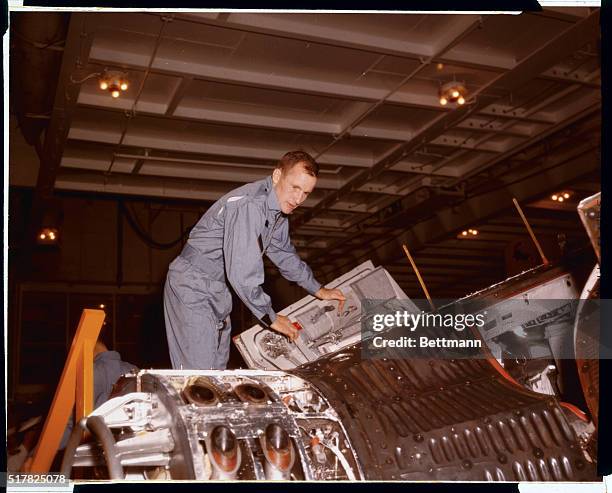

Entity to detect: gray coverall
[163,176,322,370]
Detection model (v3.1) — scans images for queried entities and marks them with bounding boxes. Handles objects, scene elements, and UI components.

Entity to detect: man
[164,150,345,370]
[90,337,138,404]
[59,334,138,450]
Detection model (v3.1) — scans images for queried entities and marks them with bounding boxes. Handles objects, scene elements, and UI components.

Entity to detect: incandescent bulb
[111,90,120,98]
[99,81,108,90]
[440,97,448,106]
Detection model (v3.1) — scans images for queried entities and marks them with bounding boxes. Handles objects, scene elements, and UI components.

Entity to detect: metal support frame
[24,309,105,473]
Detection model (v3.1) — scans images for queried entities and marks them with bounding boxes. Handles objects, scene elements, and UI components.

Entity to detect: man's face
[272,163,317,214]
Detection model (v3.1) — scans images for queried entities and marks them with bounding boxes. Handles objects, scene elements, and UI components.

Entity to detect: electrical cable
[119,201,190,250]
[59,418,87,477]
[85,415,124,480]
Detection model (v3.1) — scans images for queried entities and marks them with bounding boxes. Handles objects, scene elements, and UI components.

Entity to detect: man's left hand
[315,288,346,314]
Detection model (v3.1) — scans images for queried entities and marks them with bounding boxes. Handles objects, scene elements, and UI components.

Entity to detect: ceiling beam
[26,13,89,248]
[173,12,462,65]
[82,53,569,128]
[291,10,599,231]
[174,12,597,89]
[319,145,599,278]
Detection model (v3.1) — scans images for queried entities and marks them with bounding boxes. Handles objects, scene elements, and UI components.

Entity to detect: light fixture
[37,227,59,245]
[551,191,572,202]
[98,70,130,98]
[99,304,106,309]
[459,228,479,239]
[439,81,468,107]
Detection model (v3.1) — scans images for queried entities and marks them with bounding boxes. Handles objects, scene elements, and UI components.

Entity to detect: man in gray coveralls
[164,150,346,370]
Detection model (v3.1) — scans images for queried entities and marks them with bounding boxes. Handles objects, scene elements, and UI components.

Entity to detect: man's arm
[266,218,321,294]
[267,219,346,313]
[223,203,300,340]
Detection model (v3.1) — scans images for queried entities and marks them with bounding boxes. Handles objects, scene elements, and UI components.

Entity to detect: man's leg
[213,316,233,370]
[164,275,219,370]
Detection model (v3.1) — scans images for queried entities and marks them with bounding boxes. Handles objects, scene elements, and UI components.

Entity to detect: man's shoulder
[94,351,137,379]
[222,178,268,209]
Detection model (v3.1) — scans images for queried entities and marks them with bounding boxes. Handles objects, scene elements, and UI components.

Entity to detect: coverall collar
[265,175,282,212]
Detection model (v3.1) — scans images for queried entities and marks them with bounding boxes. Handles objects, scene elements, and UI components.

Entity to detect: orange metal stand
[24,309,105,473]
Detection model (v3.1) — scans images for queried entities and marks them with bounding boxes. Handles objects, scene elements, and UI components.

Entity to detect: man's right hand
[270,314,299,341]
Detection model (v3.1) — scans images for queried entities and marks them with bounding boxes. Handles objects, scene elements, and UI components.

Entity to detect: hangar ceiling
[11,8,601,297]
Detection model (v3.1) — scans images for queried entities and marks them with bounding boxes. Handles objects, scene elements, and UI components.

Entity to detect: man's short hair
[276,150,319,177]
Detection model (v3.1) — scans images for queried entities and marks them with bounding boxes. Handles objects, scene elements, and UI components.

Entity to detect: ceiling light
[99,304,106,309]
[458,227,479,239]
[37,227,59,245]
[98,70,130,98]
[439,81,468,107]
[551,191,572,202]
